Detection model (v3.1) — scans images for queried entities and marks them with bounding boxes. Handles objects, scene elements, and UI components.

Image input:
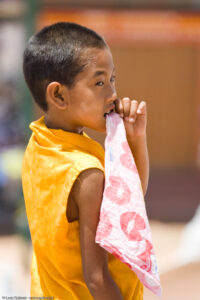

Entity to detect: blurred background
[0,0,200,299]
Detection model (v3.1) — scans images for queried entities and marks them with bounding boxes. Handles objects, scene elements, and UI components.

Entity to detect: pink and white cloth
[95,112,162,297]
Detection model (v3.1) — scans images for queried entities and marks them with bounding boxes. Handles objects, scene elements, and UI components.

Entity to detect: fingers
[122,97,131,118]
[115,98,124,117]
[137,101,146,115]
[115,97,146,123]
[127,100,138,122]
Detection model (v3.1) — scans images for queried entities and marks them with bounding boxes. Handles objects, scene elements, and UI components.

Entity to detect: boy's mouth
[104,108,115,118]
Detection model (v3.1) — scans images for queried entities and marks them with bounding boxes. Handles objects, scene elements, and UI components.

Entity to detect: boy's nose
[107,90,118,104]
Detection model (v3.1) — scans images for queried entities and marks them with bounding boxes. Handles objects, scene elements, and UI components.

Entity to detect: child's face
[65,47,117,133]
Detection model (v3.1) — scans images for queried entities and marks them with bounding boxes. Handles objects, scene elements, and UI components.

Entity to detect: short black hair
[23,22,107,111]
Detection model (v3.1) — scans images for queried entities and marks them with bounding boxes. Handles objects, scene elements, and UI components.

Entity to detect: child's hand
[115,97,147,143]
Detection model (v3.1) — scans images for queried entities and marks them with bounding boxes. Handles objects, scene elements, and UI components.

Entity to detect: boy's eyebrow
[93,70,106,77]
[92,68,115,78]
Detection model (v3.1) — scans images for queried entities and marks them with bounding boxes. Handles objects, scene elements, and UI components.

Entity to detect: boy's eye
[96,81,104,86]
[110,75,116,83]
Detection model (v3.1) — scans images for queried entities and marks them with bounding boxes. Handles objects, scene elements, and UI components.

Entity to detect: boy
[22,22,149,300]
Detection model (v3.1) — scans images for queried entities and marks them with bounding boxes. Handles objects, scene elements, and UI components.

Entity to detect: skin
[44,46,149,299]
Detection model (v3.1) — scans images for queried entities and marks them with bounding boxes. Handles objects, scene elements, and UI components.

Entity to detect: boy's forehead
[81,47,115,75]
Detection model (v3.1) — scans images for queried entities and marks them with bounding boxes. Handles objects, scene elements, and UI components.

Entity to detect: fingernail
[129,118,135,123]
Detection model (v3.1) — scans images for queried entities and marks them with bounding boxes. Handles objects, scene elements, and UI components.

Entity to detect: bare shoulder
[71,168,105,229]
[72,168,104,206]
[67,168,104,223]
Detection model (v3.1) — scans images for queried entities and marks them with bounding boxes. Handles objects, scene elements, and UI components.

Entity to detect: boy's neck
[44,115,83,135]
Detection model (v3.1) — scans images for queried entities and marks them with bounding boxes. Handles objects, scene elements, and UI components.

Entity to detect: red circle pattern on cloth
[120,211,146,241]
[104,175,131,205]
[120,141,139,173]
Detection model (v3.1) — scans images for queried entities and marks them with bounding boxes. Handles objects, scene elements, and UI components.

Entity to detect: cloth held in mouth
[95,112,162,297]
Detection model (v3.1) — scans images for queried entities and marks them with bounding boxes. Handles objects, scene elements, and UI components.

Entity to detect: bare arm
[128,135,149,195]
[70,168,124,300]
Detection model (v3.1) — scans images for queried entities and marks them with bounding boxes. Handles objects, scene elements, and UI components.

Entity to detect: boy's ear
[46,82,68,110]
